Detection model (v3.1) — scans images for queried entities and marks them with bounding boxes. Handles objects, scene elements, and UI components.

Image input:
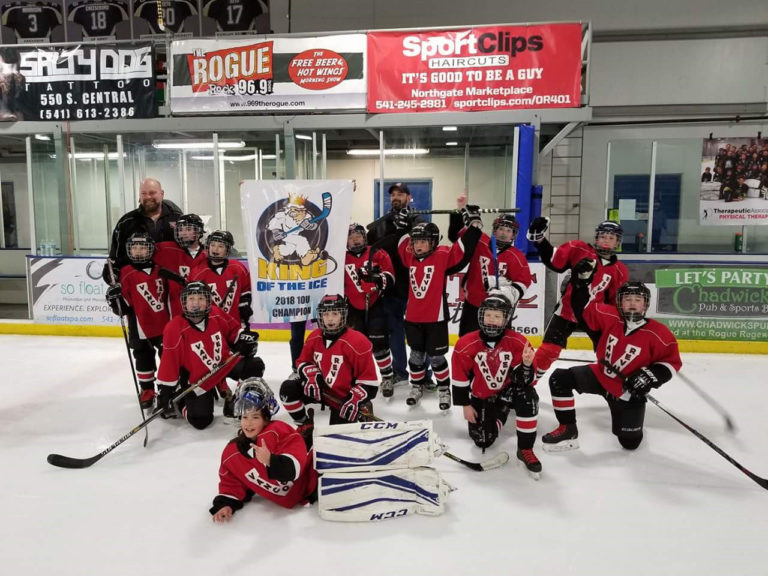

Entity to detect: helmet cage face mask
[175,215,204,248]
[492,215,519,249]
[616,283,650,322]
[594,221,623,258]
[347,224,367,255]
[316,295,348,336]
[477,295,514,338]
[206,231,234,260]
[182,282,212,323]
[234,378,279,418]
[126,234,155,264]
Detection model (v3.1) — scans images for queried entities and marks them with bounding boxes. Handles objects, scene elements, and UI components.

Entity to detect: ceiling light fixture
[346,148,429,157]
[152,140,245,150]
[442,126,458,132]
[445,141,459,146]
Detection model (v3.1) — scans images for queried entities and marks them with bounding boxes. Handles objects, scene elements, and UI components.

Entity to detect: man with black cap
[366,182,427,387]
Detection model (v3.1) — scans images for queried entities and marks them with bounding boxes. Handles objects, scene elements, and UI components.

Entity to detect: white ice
[1,335,766,576]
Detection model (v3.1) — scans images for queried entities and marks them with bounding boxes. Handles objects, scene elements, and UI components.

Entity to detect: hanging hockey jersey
[451,329,532,403]
[296,328,378,399]
[157,305,242,392]
[2,1,63,40]
[154,240,207,318]
[215,420,317,510]
[456,226,532,307]
[190,259,251,324]
[582,302,682,398]
[397,229,478,323]
[133,0,197,34]
[67,0,128,37]
[203,0,268,32]
[547,240,628,323]
[344,247,394,311]
[119,264,169,339]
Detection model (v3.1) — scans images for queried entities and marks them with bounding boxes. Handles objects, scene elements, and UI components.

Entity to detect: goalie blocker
[314,420,454,522]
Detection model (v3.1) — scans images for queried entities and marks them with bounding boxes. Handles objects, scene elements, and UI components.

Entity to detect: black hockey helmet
[234,377,279,418]
[594,220,623,258]
[181,281,212,323]
[347,222,367,255]
[174,213,205,248]
[492,214,520,249]
[409,222,440,257]
[478,288,515,338]
[616,281,650,323]
[206,230,234,261]
[316,294,349,337]
[126,232,155,265]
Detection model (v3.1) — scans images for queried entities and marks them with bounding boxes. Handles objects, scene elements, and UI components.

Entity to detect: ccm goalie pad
[313,420,444,473]
[318,466,453,522]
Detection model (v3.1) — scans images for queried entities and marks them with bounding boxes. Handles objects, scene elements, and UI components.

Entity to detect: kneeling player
[210,378,318,523]
[155,282,265,429]
[542,282,682,452]
[280,294,379,426]
[451,289,541,478]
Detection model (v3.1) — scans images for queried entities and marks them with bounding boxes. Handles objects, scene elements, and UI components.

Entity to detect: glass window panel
[608,140,653,254]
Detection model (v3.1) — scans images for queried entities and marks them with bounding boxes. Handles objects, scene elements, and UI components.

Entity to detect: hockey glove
[233,331,259,356]
[299,364,324,402]
[393,207,412,230]
[572,258,597,282]
[155,386,177,419]
[272,229,286,242]
[623,366,660,397]
[300,219,318,231]
[460,205,483,229]
[239,303,253,325]
[358,266,386,291]
[526,217,550,243]
[512,362,535,389]
[339,387,369,422]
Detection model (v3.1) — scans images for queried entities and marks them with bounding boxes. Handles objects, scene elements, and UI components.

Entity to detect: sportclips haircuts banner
[367,23,582,113]
[241,180,353,323]
[28,256,119,325]
[169,35,366,114]
[0,44,156,122]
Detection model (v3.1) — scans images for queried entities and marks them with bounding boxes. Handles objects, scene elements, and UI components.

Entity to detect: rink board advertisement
[0,44,156,122]
[446,262,546,336]
[27,256,119,326]
[367,23,581,114]
[169,35,366,113]
[699,137,768,225]
[240,180,353,323]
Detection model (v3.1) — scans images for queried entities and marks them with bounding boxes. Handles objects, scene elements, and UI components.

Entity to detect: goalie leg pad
[318,467,452,522]
[313,420,443,473]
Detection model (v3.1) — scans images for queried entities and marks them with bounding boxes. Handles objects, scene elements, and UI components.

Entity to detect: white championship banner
[446,262,546,336]
[241,180,353,323]
[28,256,119,326]
[169,34,366,114]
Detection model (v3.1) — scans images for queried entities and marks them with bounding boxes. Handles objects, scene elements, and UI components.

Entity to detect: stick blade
[480,451,510,471]
[47,453,102,469]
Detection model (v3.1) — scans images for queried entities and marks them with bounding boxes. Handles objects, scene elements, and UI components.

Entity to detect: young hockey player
[190,230,252,327]
[279,294,379,426]
[527,217,629,380]
[542,281,682,452]
[210,378,318,523]
[105,232,170,409]
[448,195,532,336]
[154,213,207,318]
[344,223,397,397]
[451,288,541,478]
[390,217,481,410]
[155,282,265,429]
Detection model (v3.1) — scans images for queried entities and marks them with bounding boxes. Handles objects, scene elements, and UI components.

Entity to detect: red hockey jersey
[216,421,318,509]
[157,305,242,392]
[452,329,533,402]
[344,247,395,311]
[397,235,469,323]
[190,259,251,324]
[154,241,207,318]
[550,240,628,323]
[296,328,378,398]
[582,302,682,398]
[119,264,169,339]
[456,227,532,307]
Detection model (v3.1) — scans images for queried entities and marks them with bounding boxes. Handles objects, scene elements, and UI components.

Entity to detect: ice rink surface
[1,335,766,576]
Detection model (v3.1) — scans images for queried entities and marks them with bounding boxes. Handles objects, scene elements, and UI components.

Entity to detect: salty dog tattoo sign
[367,23,582,113]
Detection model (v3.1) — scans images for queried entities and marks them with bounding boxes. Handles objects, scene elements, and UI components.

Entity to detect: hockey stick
[106,259,149,448]
[560,355,736,432]
[47,353,242,469]
[490,235,500,289]
[277,192,333,238]
[320,390,510,472]
[410,207,520,215]
[600,360,767,490]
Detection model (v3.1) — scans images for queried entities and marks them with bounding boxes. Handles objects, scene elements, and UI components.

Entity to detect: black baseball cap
[387,182,411,195]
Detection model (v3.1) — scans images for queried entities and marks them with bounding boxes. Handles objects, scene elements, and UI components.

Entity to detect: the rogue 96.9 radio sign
[367,23,582,113]
[0,44,156,122]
